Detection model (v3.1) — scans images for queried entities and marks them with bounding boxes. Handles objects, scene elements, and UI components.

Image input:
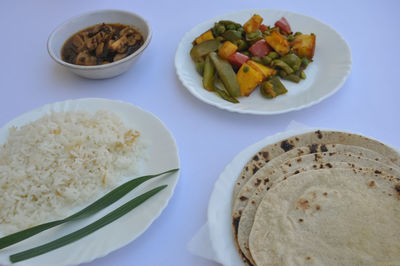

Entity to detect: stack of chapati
[231,130,400,265]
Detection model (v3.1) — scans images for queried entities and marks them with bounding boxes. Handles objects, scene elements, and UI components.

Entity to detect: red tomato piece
[259,24,269,32]
[249,39,271,57]
[228,52,250,68]
[274,17,292,34]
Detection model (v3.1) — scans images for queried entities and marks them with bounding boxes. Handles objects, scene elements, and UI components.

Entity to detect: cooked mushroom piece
[71,35,85,52]
[90,24,103,35]
[85,36,98,51]
[120,27,134,36]
[113,53,127,62]
[75,51,96,66]
[61,23,143,66]
[101,24,114,36]
[109,36,129,53]
[96,42,105,57]
[125,34,137,46]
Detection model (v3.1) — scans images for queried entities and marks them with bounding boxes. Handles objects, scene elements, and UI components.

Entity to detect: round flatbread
[249,168,400,266]
[232,130,400,202]
[237,152,400,264]
[232,142,399,264]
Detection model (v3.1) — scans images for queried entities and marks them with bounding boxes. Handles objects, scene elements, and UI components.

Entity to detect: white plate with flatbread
[207,128,400,265]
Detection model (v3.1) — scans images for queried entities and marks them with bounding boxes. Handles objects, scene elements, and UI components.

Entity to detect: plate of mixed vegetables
[175,9,352,114]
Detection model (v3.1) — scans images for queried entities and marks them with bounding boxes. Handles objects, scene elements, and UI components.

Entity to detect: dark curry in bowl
[61,23,144,66]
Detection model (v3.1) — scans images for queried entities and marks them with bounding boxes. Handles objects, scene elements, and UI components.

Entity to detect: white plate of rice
[0,98,180,266]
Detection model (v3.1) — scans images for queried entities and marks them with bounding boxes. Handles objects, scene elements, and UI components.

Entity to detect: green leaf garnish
[0,168,178,250]
[10,184,168,263]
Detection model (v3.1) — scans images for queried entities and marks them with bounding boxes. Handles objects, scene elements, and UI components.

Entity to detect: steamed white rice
[0,110,146,235]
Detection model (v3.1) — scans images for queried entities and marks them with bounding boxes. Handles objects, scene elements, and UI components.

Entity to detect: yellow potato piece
[247,60,276,79]
[218,41,238,59]
[237,63,263,96]
[265,31,290,56]
[243,14,263,33]
[195,30,214,44]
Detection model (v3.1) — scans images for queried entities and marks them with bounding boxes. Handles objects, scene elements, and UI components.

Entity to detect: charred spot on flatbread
[308,143,319,153]
[314,153,321,161]
[280,140,294,152]
[252,166,259,175]
[232,216,240,235]
[240,196,248,201]
[315,130,323,139]
[296,198,311,211]
[320,144,328,152]
[395,184,400,196]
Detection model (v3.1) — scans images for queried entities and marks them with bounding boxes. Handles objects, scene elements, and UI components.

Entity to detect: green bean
[190,39,219,61]
[246,30,263,43]
[218,20,242,29]
[278,70,288,79]
[271,26,280,33]
[260,76,287,99]
[263,30,271,36]
[209,52,241,97]
[301,57,310,67]
[272,59,294,74]
[216,36,225,42]
[300,71,306,79]
[283,74,301,83]
[195,60,205,75]
[260,81,276,98]
[222,30,243,42]
[214,78,239,103]
[287,34,294,41]
[202,55,215,91]
[281,54,301,71]
[268,76,288,95]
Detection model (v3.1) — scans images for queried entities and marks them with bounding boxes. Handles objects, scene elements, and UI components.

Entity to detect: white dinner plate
[175,9,352,115]
[208,128,400,266]
[207,128,316,266]
[0,98,180,266]
[207,127,400,266]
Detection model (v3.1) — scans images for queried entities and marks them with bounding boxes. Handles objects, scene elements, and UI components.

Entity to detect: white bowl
[47,9,152,79]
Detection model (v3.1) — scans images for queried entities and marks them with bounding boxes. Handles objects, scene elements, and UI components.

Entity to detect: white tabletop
[1,0,399,265]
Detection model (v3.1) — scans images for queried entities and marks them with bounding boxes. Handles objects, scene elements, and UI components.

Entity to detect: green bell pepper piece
[190,39,219,61]
[209,52,241,97]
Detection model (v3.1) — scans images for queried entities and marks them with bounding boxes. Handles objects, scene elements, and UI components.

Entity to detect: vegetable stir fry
[190,15,316,103]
